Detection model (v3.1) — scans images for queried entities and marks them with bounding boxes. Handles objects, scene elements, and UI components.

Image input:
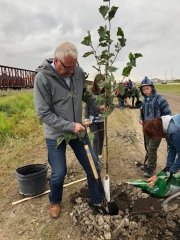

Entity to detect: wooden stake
[12,177,87,205]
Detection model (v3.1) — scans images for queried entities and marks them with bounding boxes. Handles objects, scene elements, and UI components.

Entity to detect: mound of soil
[70,182,180,240]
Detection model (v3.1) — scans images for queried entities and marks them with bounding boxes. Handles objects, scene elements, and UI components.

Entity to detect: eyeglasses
[59,60,76,71]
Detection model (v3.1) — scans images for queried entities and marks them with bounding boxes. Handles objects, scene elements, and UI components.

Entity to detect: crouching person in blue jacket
[143,114,180,176]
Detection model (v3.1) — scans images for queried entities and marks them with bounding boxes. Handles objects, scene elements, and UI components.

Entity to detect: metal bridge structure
[0,65,35,90]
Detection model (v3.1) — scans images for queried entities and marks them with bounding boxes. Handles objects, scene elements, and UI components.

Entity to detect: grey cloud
[0,0,180,80]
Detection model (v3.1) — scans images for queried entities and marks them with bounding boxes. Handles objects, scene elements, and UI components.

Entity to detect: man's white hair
[54,42,78,61]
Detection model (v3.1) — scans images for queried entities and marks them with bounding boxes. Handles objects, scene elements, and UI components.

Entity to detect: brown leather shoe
[49,204,60,218]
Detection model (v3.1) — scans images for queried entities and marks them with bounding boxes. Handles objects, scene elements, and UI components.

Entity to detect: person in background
[115,82,128,109]
[143,114,180,176]
[34,41,106,218]
[116,90,125,108]
[139,76,171,177]
[131,83,141,107]
[128,79,133,89]
[84,74,105,163]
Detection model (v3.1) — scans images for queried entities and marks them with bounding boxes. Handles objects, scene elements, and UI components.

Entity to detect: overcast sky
[0,0,179,82]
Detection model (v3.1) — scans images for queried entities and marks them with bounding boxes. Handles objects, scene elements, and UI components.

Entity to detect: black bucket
[135,100,142,108]
[14,164,48,196]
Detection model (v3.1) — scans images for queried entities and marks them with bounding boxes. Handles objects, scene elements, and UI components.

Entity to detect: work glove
[166,171,174,182]
[161,166,174,181]
[162,166,170,173]
[147,175,157,186]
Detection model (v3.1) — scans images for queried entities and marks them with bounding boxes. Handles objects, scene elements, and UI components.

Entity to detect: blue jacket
[139,77,171,121]
[166,114,180,173]
[140,93,172,121]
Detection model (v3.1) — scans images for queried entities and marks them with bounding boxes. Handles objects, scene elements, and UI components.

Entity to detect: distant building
[151,78,161,83]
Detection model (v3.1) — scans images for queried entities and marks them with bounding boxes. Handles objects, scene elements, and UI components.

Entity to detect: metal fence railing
[0,65,35,90]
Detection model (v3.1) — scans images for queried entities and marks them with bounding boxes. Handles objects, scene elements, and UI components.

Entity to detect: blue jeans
[118,98,124,108]
[166,132,180,173]
[46,134,102,204]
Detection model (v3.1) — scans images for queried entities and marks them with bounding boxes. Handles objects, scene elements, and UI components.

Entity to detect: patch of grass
[154,83,180,94]
[0,89,38,144]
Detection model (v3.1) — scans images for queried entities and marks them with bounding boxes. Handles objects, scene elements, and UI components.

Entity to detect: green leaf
[107,66,118,72]
[108,6,118,21]
[117,28,126,47]
[84,71,89,80]
[117,27,124,37]
[130,135,135,144]
[128,52,134,60]
[63,132,73,144]
[88,132,95,142]
[110,73,115,82]
[71,133,79,140]
[101,53,109,60]
[127,61,134,67]
[99,42,108,47]
[99,5,109,19]
[98,26,107,38]
[134,53,143,59]
[118,37,126,47]
[127,60,136,67]
[108,53,115,59]
[95,94,106,105]
[55,136,65,149]
[79,130,86,139]
[116,131,120,137]
[101,49,108,55]
[82,51,94,57]
[122,66,133,77]
[83,85,93,99]
[100,110,112,118]
[81,31,92,46]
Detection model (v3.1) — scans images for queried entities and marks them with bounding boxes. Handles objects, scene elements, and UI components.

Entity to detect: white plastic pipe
[103,176,110,202]
[161,190,180,209]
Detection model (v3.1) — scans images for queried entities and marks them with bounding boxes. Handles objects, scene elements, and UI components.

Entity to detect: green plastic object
[128,171,180,197]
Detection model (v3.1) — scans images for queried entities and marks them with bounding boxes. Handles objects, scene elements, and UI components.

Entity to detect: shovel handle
[84,145,99,180]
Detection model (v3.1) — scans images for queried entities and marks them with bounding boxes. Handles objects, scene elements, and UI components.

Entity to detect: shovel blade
[107,201,119,215]
[94,200,119,215]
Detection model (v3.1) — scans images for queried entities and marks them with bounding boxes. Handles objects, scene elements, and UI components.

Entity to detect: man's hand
[147,175,157,186]
[74,123,85,134]
[139,120,143,125]
[84,120,91,128]
[99,105,108,113]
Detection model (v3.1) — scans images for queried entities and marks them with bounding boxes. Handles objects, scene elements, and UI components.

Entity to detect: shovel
[83,136,119,215]
[103,117,111,202]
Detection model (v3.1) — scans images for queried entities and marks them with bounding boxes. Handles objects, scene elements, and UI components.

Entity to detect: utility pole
[165,70,166,82]
[171,68,173,81]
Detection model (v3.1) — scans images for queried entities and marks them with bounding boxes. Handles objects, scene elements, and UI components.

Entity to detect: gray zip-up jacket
[34,59,100,140]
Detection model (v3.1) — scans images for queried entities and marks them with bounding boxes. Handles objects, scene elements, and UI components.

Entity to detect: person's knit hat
[139,76,154,89]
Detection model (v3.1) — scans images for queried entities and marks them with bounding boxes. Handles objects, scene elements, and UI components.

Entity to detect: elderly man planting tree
[34,41,107,218]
